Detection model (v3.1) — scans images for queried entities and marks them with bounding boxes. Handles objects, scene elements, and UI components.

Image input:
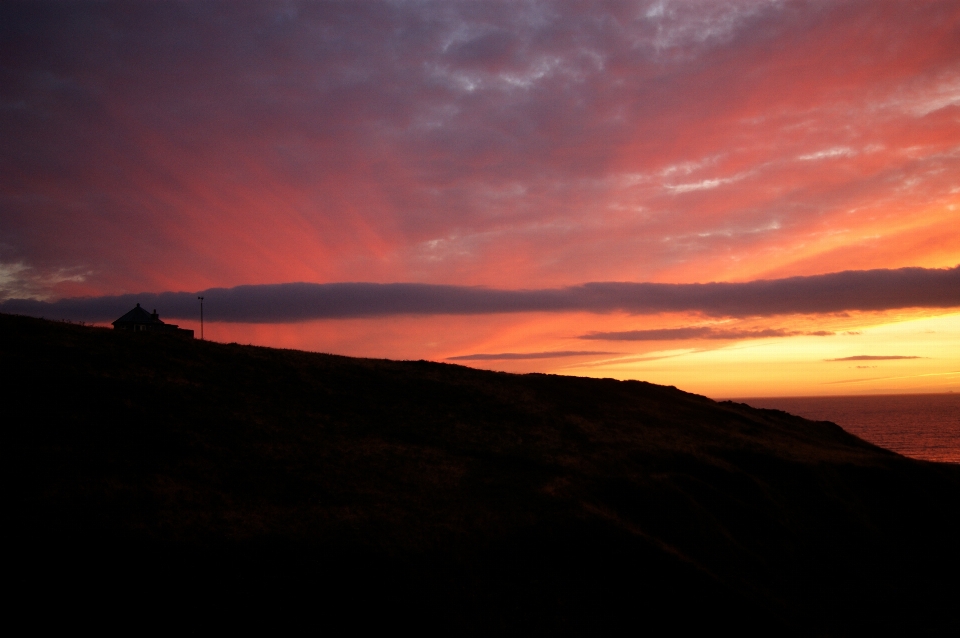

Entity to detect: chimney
[152,309,159,321]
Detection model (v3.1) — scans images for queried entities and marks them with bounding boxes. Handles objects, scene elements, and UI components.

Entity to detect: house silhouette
[112,303,194,338]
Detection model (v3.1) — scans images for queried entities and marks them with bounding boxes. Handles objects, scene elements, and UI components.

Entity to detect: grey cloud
[1,266,958,323]
[826,355,923,361]
[581,326,714,341]
[579,327,833,341]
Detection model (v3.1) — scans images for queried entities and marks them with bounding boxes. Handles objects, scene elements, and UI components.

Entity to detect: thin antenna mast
[198,296,204,340]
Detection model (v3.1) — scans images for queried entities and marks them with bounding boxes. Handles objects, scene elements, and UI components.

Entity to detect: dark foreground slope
[4,314,959,634]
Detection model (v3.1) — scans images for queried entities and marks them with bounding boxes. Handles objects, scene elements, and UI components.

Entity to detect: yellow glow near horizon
[563,312,960,398]
[180,310,959,398]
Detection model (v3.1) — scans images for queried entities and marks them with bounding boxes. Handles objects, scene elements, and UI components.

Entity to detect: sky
[2,0,959,397]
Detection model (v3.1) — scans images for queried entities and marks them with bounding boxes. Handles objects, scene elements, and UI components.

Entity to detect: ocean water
[735,393,960,464]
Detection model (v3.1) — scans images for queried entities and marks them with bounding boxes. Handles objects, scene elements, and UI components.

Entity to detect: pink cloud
[1,0,958,300]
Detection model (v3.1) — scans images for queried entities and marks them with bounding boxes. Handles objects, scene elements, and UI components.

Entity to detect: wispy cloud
[822,371,960,385]
[447,351,616,361]
[580,327,834,341]
[561,349,708,369]
[0,262,89,301]
[825,355,923,361]
[796,147,856,161]
[665,176,741,193]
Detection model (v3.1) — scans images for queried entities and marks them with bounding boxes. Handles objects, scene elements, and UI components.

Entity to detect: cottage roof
[112,303,163,325]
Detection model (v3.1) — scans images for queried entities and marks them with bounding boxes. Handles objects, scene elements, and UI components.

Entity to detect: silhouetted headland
[4,313,958,633]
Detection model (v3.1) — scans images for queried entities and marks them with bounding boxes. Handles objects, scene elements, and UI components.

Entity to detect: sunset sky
[2,1,959,397]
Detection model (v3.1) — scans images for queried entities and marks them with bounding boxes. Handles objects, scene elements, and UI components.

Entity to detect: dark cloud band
[2,266,958,323]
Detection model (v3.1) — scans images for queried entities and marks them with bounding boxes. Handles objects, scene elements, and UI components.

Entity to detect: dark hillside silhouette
[4,313,958,633]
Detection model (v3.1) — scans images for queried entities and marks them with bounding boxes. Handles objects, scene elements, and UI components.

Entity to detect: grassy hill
[4,313,959,633]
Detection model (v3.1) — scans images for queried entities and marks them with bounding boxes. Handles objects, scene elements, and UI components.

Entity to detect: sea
[734,393,960,464]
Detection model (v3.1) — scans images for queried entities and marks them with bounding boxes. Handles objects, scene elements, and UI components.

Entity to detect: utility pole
[197,296,204,340]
